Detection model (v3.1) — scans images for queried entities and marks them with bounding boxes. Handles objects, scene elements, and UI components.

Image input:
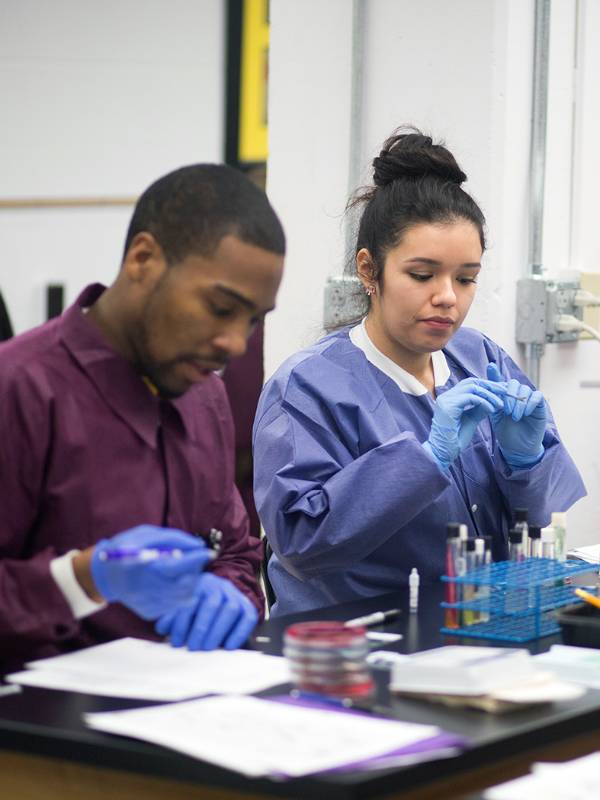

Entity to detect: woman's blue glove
[423,378,505,471]
[486,363,546,468]
[154,573,259,651]
[91,525,214,620]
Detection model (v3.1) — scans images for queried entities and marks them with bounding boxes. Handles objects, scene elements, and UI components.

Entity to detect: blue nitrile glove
[486,363,546,468]
[423,378,505,471]
[91,525,214,620]
[154,573,259,651]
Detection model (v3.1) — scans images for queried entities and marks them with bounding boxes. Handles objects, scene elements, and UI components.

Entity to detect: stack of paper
[484,752,600,799]
[567,543,600,565]
[6,637,291,700]
[534,645,600,689]
[85,694,454,778]
[390,646,585,712]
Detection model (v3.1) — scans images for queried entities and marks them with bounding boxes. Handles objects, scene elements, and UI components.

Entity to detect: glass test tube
[444,524,461,629]
[513,508,529,554]
[541,526,556,559]
[528,525,542,558]
[508,528,525,562]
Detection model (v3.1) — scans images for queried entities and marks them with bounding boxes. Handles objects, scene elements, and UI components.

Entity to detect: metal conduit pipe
[344,0,366,271]
[525,0,552,387]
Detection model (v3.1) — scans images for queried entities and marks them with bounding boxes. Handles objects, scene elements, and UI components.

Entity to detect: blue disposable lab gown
[253,327,586,616]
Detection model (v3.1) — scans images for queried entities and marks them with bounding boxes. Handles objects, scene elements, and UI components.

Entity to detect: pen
[574,588,600,610]
[290,690,395,718]
[98,540,220,562]
[344,609,401,628]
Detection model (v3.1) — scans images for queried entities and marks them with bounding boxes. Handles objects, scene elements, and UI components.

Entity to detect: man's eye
[409,273,432,282]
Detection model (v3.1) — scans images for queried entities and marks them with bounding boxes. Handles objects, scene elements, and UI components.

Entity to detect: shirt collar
[349,318,450,396]
[59,284,183,447]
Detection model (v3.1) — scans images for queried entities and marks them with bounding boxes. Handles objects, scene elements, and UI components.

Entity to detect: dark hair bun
[372,129,467,188]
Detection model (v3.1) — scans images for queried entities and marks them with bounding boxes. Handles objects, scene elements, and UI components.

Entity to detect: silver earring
[365,285,375,297]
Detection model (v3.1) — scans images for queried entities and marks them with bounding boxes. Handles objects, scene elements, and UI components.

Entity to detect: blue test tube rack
[440,558,594,642]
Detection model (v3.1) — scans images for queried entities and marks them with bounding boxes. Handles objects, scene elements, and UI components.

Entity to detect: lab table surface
[1,582,599,800]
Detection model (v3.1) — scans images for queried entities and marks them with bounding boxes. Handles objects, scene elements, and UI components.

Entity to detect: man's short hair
[123,164,285,264]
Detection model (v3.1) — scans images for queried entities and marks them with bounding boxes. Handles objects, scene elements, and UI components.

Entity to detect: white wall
[0,0,224,333]
[266,0,599,545]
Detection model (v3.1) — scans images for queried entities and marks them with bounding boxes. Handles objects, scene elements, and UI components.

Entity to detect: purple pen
[97,547,184,562]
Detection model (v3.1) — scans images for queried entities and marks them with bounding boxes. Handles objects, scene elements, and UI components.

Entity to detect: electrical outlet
[579,272,600,340]
[323,276,365,330]
[516,277,582,345]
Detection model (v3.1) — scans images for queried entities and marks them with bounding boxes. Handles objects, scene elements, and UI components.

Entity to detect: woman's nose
[432,279,456,306]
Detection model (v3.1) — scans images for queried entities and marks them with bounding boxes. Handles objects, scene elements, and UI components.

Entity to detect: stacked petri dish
[283,621,374,699]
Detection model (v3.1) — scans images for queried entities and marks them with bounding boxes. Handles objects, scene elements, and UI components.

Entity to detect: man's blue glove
[423,378,505,471]
[91,525,214,620]
[486,363,546,468]
[154,573,259,651]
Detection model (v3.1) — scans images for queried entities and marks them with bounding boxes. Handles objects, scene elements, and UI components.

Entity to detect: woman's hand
[486,363,546,468]
[423,378,505,471]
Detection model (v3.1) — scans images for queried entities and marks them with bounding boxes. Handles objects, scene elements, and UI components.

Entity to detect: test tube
[444,524,461,629]
[458,523,469,557]
[541,526,556,559]
[513,508,529,553]
[475,538,490,622]
[462,539,478,626]
[508,528,525,562]
[528,525,542,558]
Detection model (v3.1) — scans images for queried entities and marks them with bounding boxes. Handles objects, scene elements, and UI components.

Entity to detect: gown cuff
[49,550,107,619]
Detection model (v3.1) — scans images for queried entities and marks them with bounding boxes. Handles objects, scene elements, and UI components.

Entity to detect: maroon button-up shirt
[0,285,263,666]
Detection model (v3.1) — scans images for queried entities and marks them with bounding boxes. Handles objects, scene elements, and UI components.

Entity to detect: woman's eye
[409,273,432,282]
[211,304,235,317]
[457,277,478,285]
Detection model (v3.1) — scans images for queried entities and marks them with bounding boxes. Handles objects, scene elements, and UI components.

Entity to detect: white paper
[390,646,535,695]
[534,644,600,689]
[6,638,290,700]
[85,694,439,778]
[567,543,600,565]
[484,752,600,799]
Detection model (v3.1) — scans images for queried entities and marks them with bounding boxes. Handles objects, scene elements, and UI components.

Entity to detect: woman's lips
[419,317,454,329]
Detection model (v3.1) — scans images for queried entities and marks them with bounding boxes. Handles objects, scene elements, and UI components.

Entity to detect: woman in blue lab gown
[253,130,586,616]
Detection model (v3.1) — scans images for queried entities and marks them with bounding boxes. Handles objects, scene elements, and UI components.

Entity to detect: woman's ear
[356,248,376,291]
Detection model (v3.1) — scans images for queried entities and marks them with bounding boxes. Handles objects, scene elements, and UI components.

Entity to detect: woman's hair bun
[372,128,467,188]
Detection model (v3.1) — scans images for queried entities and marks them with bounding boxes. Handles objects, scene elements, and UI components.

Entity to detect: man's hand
[155,573,259,650]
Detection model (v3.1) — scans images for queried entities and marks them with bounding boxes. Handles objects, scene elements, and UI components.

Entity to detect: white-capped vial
[409,568,420,613]
[551,512,567,562]
[541,526,556,559]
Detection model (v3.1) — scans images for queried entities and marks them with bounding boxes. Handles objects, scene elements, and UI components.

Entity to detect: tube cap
[446,522,461,539]
[508,529,523,544]
[551,512,567,527]
[541,526,556,543]
[528,525,542,540]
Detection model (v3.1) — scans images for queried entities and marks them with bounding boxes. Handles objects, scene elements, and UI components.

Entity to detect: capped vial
[541,526,556,560]
[551,512,567,562]
[409,568,420,613]
[528,525,542,558]
[508,528,525,562]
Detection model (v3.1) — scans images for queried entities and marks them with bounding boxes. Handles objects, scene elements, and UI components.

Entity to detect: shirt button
[471,504,478,512]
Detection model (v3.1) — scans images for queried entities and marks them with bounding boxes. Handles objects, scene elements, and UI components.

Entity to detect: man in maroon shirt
[0,164,285,665]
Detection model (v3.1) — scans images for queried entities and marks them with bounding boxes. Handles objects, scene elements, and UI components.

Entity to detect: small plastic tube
[508,528,525,562]
[409,568,420,613]
[541,526,556,559]
[551,512,567,562]
[528,525,542,558]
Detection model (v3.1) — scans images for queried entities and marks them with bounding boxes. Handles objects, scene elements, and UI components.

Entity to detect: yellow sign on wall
[238,0,269,163]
